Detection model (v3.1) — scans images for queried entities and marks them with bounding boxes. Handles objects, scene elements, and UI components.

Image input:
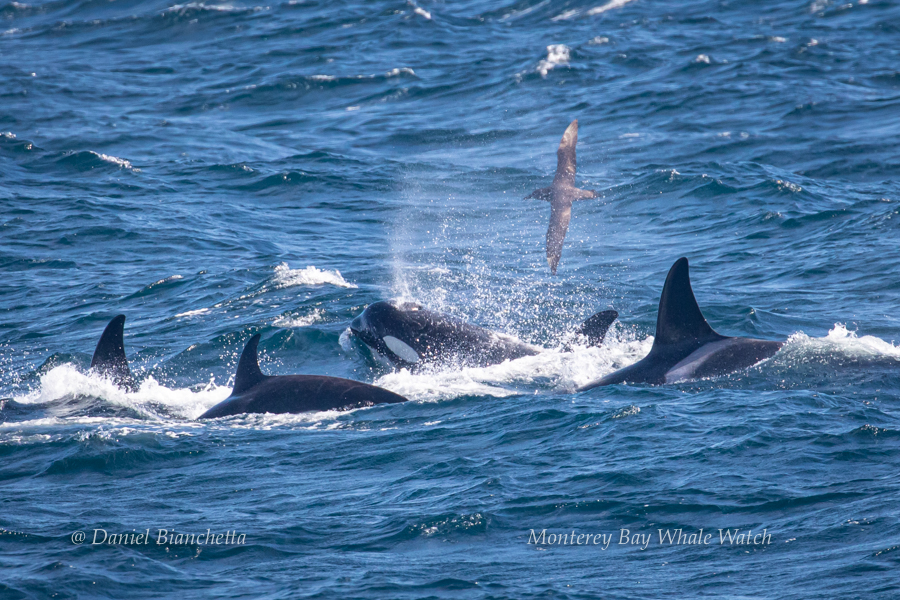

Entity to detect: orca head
[350,301,424,367]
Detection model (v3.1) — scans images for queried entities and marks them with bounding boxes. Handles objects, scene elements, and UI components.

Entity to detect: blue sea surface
[2,0,900,597]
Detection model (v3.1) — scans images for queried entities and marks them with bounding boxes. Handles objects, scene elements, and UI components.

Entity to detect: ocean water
[2,0,900,597]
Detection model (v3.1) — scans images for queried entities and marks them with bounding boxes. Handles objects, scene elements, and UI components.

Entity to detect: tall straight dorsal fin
[232,334,267,395]
[653,258,720,348]
[90,314,134,389]
[554,119,578,187]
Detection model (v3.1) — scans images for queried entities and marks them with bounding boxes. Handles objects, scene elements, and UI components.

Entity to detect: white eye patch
[383,336,420,363]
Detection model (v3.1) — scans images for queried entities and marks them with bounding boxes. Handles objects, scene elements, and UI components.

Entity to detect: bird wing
[553,119,578,187]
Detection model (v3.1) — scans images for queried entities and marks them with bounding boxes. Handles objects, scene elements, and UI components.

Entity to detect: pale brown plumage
[525,119,598,275]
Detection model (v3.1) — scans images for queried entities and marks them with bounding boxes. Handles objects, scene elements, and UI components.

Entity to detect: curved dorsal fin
[232,334,266,395]
[576,309,618,346]
[653,258,720,348]
[90,314,134,389]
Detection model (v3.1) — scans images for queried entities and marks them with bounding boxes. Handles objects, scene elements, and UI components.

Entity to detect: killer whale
[350,300,618,370]
[198,334,408,419]
[578,258,783,389]
[526,119,599,275]
[90,314,137,391]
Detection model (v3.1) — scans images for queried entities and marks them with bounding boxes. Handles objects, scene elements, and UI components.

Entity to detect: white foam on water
[198,409,352,430]
[551,9,580,21]
[589,36,610,45]
[413,6,431,19]
[271,263,357,289]
[90,151,140,171]
[148,274,183,287]
[586,0,637,16]
[536,44,570,77]
[501,0,549,20]
[12,364,233,421]
[174,307,210,318]
[373,326,653,402]
[386,67,416,77]
[163,3,269,15]
[4,362,372,436]
[786,324,900,359]
[553,0,636,20]
[0,415,209,445]
[273,308,324,328]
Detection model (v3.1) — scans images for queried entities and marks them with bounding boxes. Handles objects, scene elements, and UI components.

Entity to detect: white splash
[92,151,139,171]
[537,44,570,77]
[273,308,324,328]
[175,307,210,318]
[373,326,653,402]
[694,54,711,64]
[553,0,636,20]
[500,0,549,20]
[551,9,579,21]
[413,6,431,19]
[13,364,232,421]
[163,3,269,15]
[775,179,802,193]
[149,275,183,287]
[589,36,610,45]
[787,324,900,359]
[386,67,416,77]
[272,263,357,289]
[586,0,637,16]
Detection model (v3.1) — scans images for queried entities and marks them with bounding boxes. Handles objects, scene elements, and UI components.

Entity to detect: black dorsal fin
[576,309,618,347]
[232,334,267,395]
[653,258,720,348]
[91,314,135,390]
